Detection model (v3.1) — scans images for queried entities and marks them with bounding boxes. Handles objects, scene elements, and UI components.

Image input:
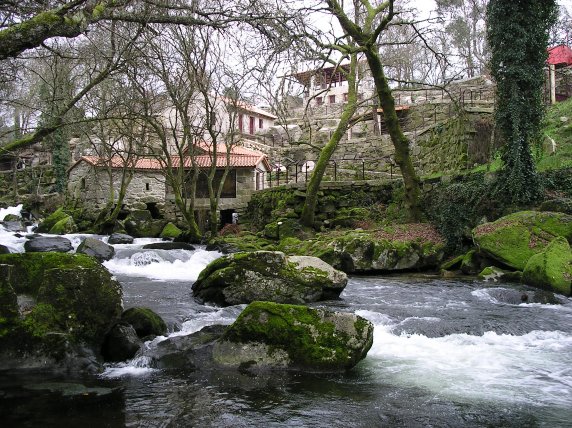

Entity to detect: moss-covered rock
[192,251,347,306]
[121,307,167,338]
[124,210,166,238]
[473,211,572,270]
[522,237,572,296]
[322,225,445,273]
[49,215,77,235]
[478,266,522,282]
[0,252,123,369]
[213,301,373,372]
[36,207,70,233]
[263,218,301,240]
[160,222,182,239]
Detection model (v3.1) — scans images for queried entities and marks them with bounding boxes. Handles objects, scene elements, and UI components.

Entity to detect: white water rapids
[1,205,572,425]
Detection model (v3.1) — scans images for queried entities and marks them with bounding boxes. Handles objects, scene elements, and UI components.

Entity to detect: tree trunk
[364,46,422,222]
[300,54,358,227]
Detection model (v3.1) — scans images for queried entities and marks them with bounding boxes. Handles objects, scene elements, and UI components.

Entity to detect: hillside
[538,97,572,170]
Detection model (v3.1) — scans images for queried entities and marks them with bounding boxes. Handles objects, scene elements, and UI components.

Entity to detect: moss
[474,211,572,270]
[221,301,372,370]
[0,252,122,345]
[160,222,182,239]
[36,207,70,233]
[49,215,77,235]
[522,237,572,296]
[121,307,167,338]
[0,253,101,294]
[22,303,62,338]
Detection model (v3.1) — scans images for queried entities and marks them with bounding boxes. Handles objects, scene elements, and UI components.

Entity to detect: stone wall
[68,162,166,214]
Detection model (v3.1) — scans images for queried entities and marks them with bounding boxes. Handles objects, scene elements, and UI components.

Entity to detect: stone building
[67,144,271,225]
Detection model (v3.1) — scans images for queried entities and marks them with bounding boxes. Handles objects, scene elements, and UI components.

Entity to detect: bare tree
[324,0,422,221]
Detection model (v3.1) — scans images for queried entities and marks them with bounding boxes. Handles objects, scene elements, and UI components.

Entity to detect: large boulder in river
[212,301,374,372]
[192,251,347,306]
[522,237,572,296]
[77,237,115,262]
[0,252,123,370]
[24,235,73,253]
[473,211,572,270]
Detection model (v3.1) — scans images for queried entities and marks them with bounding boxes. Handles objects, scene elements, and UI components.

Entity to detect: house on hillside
[290,62,375,107]
[67,144,271,227]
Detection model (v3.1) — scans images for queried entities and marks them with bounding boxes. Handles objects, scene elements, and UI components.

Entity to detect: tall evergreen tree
[487,0,558,204]
[38,57,75,194]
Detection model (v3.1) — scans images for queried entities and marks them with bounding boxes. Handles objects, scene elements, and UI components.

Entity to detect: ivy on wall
[486,0,558,204]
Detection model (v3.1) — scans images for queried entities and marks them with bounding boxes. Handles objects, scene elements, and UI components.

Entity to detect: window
[145,183,150,191]
[195,169,237,198]
[329,95,336,104]
[259,118,264,129]
[343,93,348,102]
[316,97,323,106]
[238,114,244,132]
[249,116,255,135]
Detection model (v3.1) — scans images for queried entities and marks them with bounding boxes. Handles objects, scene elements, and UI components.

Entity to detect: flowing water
[1,210,572,427]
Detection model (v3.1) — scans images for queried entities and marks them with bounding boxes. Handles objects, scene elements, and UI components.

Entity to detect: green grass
[537,97,572,171]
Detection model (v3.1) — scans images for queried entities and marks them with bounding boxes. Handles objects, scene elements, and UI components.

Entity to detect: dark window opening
[259,118,263,129]
[80,178,86,190]
[329,95,336,104]
[114,204,129,220]
[220,209,235,228]
[146,202,162,219]
[145,183,150,191]
[195,169,237,198]
[249,116,255,135]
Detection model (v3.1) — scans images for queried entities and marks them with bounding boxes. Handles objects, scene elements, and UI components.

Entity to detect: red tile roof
[73,145,270,172]
[548,45,572,67]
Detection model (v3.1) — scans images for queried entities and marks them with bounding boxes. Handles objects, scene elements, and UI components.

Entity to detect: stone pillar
[549,64,556,105]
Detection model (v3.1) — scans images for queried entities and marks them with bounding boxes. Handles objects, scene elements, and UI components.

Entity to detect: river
[1,207,571,427]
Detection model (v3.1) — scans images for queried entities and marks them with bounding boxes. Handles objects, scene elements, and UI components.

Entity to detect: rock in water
[77,237,115,262]
[101,323,142,362]
[192,251,348,306]
[24,236,73,253]
[108,233,134,245]
[142,242,195,251]
[0,253,122,371]
[473,211,572,270]
[212,301,374,372]
[522,237,572,296]
[121,307,167,338]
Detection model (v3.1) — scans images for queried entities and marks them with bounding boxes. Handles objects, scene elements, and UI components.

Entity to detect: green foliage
[424,173,497,251]
[487,0,558,204]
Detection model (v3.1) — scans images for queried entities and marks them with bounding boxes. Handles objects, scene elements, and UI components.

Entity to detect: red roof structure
[547,45,572,68]
[73,145,270,172]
